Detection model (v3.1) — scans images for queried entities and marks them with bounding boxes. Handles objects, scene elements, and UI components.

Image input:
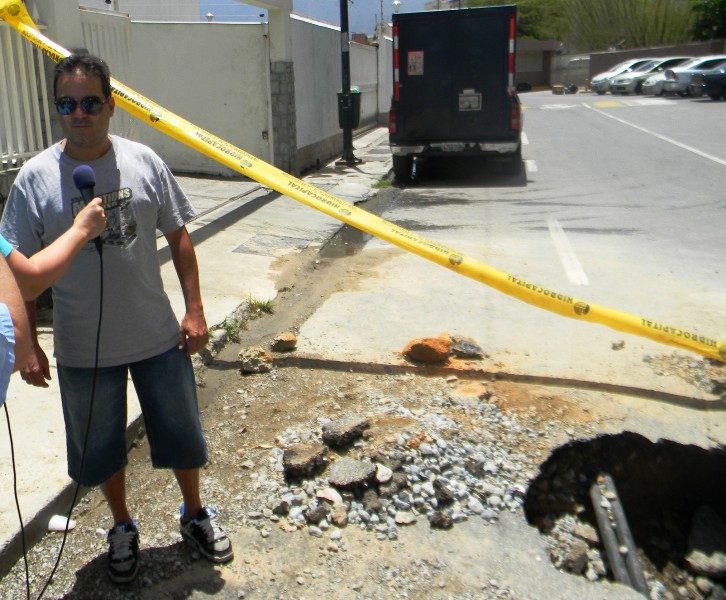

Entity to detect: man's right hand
[21,343,50,387]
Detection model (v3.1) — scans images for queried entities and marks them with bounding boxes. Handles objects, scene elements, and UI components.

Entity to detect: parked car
[641,71,669,95]
[688,73,707,97]
[609,57,692,94]
[589,58,655,94]
[662,55,726,96]
[691,66,726,99]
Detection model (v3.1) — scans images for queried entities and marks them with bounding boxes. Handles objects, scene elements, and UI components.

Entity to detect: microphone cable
[5,243,104,600]
[4,401,30,599]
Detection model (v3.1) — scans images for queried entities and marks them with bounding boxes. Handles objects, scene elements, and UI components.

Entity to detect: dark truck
[388,5,522,179]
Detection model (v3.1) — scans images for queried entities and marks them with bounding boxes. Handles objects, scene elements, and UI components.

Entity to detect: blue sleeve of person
[0,234,13,258]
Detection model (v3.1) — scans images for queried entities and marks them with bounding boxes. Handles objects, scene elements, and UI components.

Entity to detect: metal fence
[0,21,53,174]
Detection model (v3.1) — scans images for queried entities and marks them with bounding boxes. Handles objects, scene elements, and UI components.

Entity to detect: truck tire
[392,155,412,181]
[504,146,522,176]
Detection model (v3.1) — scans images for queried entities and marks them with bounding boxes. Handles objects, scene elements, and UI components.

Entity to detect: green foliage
[223,320,240,342]
[564,0,694,51]
[372,173,393,189]
[247,295,275,316]
[465,0,696,51]
[465,0,571,41]
[691,0,726,40]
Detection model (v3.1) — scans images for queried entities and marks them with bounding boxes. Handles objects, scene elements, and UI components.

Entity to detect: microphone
[72,165,102,255]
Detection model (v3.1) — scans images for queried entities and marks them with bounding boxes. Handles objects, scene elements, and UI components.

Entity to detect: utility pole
[336,0,361,167]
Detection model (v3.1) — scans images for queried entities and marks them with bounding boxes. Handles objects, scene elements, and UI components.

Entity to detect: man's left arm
[165,226,209,355]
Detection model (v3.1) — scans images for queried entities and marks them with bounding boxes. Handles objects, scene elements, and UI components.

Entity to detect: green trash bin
[337,86,361,129]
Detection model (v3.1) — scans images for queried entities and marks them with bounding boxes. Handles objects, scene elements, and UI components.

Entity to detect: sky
[199,0,430,34]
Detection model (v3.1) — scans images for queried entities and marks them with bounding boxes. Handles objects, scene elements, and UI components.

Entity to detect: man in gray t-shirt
[0,54,233,583]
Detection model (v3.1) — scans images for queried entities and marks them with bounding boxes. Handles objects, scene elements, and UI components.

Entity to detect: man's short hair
[54,54,112,99]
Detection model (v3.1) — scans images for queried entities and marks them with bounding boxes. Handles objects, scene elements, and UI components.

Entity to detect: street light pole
[336,0,361,167]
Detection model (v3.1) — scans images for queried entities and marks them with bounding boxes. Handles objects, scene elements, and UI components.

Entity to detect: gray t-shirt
[0,136,196,368]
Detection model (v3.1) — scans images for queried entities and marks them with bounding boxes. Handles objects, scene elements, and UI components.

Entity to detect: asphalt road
[296,92,726,396]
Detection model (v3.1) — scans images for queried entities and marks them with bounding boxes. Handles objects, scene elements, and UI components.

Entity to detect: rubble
[321,414,369,447]
[271,331,297,352]
[2,351,723,599]
[402,336,451,363]
[281,442,328,479]
[402,333,488,366]
[450,334,486,359]
[327,458,376,489]
[685,506,726,578]
[242,373,540,548]
[238,346,273,373]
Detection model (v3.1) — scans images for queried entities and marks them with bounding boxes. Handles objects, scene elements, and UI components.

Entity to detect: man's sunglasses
[54,96,110,116]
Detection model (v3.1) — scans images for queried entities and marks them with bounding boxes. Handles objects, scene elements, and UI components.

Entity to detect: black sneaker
[180,506,234,563]
[107,520,139,584]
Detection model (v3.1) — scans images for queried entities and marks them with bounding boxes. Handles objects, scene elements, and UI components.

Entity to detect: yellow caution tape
[2,0,724,362]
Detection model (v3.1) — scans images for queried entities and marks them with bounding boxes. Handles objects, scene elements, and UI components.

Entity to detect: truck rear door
[393,6,517,145]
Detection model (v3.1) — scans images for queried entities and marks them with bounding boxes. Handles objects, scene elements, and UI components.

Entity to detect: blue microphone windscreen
[72,165,96,189]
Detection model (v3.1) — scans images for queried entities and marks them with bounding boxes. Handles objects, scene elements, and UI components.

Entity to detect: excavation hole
[523,432,726,598]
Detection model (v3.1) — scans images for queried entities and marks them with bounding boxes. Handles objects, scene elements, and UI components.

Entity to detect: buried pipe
[590,475,650,598]
[590,482,632,588]
[601,474,650,597]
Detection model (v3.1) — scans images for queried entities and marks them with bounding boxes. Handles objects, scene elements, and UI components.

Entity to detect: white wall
[349,41,378,127]
[291,16,340,151]
[80,0,201,22]
[73,11,271,176]
[377,34,393,120]
[290,15,392,172]
[9,4,391,177]
[551,54,590,88]
[127,22,271,174]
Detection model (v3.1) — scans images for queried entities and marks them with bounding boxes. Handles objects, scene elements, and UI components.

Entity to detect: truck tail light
[510,96,521,131]
[388,106,397,134]
[507,14,516,93]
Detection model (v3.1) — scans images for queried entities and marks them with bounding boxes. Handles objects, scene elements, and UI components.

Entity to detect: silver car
[589,58,655,94]
[641,57,716,96]
[662,55,726,96]
[641,71,669,96]
[609,57,692,95]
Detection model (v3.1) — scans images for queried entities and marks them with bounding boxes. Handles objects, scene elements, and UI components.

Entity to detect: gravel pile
[240,385,542,543]
[643,353,726,396]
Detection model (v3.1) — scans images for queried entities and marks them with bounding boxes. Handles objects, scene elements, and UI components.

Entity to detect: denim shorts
[58,345,208,487]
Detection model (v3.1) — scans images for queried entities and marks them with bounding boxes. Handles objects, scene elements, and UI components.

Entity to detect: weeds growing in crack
[247,295,275,317]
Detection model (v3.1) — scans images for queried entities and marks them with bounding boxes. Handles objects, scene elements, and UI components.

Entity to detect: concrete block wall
[270,61,297,174]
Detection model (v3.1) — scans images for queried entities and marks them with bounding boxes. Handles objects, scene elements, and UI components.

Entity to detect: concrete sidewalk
[0,127,392,572]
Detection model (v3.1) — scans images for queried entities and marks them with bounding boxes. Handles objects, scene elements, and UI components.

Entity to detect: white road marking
[521,132,529,145]
[628,98,672,106]
[525,159,537,172]
[547,218,590,286]
[584,103,726,167]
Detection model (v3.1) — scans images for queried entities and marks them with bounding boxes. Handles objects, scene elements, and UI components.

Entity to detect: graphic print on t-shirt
[72,187,137,248]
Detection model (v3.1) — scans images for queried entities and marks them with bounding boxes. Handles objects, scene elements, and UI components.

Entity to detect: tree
[465,0,571,41]
[691,0,726,40]
[466,0,696,52]
[564,0,694,51]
